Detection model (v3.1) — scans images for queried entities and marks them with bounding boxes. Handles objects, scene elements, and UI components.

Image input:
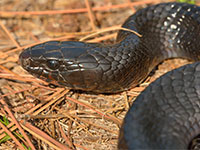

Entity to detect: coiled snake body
[20,2,200,149]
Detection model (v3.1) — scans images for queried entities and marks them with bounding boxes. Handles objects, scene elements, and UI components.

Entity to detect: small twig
[85,0,97,30]
[0,121,25,150]
[80,26,142,41]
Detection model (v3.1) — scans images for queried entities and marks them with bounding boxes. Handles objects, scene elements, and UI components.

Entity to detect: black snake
[19,2,200,149]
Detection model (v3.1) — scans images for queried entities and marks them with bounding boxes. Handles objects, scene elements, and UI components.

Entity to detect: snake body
[118,62,200,149]
[19,2,200,149]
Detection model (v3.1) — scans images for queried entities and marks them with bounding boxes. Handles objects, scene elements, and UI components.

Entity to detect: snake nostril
[19,49,33,68]
[19,50,31,60]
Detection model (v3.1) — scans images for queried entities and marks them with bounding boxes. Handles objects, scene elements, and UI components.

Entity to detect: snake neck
[118,2,200,61]
[104,2,200,92]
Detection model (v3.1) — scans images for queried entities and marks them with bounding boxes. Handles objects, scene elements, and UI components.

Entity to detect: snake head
[19,38,152,93]
[19,41,106,91]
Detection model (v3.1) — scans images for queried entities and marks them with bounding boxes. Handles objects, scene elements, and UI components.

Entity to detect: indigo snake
[19,2,200,149]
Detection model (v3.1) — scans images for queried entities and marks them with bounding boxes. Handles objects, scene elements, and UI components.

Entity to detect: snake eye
[46,60,60,70]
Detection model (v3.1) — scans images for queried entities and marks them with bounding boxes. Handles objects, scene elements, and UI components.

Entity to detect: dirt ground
[0,0,198,149]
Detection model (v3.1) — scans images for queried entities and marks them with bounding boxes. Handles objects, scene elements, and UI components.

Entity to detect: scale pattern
[19,2,200,149]
[20,2,200,93]
[118,62,200,149]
